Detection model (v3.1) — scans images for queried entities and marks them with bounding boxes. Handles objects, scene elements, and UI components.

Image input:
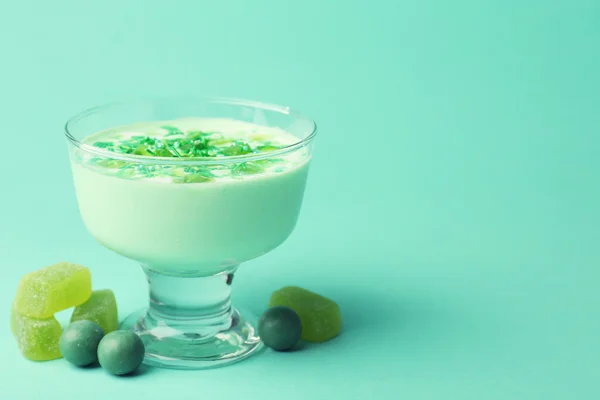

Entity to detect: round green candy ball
[59,320,105,367]
[258,306,302,351]
[97,331,145,376]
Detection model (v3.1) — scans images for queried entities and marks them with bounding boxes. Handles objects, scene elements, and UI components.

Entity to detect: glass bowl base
[121,307,264,370]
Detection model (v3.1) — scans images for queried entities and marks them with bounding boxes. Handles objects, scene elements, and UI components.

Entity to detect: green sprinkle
[175,174,214,183]
[188,130,212,140]
[254,158,284,166]
[161,126,184,136]
[94,159,126,169]
[208,137,234,147]
[171,168,186,177]
[168,145,181,157]
[93,141,114,149]
[232,162,263,176]
[133,145,153,156]
[256,145,282,152]
[118,144,134,153]
[117,166,136,178]
[222,142,253,156]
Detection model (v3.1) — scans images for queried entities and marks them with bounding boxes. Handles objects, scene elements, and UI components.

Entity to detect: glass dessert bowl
[64,97,316,369]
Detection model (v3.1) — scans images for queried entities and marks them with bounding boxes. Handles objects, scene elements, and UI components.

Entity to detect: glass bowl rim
[64,96,317,166]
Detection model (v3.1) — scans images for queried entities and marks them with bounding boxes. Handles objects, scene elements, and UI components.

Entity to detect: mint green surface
[1,1,598,398]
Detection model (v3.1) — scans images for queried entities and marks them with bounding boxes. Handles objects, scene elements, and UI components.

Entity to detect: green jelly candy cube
[14,262,92,319]
[11,307,62,361]
[71,289,119,334]
[268,286,342,343]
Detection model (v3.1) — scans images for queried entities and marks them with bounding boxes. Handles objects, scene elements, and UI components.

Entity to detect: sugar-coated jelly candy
[60,320,105,367]
[71,289,118,334]
[13,262,92,319]
[268,286,342,342]
[98,331,145,376]
[258,306,302,351]
[10,307,62,361]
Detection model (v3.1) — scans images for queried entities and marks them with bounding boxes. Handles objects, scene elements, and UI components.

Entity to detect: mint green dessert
[67,109,316,368]
[71,118,311,274]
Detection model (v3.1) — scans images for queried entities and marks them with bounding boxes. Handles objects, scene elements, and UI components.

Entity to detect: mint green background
[1,1,598,399]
